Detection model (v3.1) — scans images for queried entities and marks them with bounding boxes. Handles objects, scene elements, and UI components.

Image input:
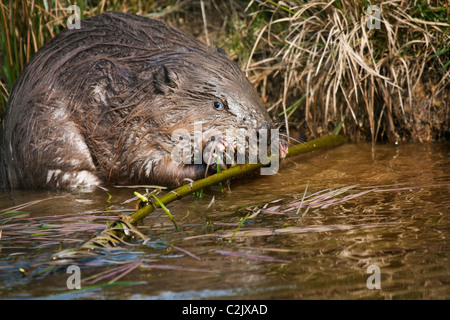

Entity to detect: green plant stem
[228,212,251,244]
[129,134,346,224]
[76,134,346,250]
[150,193,179,231]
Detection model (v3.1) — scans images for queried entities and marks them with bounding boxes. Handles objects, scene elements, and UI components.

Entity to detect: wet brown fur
[0,11,273,189]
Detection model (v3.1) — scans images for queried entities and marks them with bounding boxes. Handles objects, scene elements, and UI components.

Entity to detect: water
[0,142,449,299]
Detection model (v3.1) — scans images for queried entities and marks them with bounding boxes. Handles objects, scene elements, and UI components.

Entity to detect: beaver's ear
[154,65,178,94]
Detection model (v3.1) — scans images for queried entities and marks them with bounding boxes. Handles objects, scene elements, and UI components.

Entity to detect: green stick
[76,135,346,250]
[130,134,346,224]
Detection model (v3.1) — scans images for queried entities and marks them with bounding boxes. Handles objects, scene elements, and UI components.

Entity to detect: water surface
[0,142,449,299]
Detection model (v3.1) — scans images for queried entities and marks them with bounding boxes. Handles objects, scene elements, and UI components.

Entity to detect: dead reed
[1,1,447,141]
[244,0,449,142]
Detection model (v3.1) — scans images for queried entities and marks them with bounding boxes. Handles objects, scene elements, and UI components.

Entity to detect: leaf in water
[0,196,66,213]
[184,223,399,240]
[84,261,143,285]
[142,264,217,273]
[172,245,201,260]
[261,208,288,215]
[215,250,290,263]
[45,281,148,300]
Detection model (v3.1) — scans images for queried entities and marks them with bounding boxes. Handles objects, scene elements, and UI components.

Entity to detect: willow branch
[58,134,346,253]
[130,134,347,224]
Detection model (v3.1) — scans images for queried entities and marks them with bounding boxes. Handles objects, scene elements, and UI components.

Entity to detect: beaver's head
[145,47,282,173]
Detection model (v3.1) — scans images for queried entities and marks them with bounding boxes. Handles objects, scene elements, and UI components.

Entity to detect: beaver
[0,11,283,189]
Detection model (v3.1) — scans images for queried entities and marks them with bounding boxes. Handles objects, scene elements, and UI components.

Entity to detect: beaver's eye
[213,101,224,110]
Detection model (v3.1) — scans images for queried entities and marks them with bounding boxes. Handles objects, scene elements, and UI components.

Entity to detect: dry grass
[245,0,449,142]
[1,0,448,141]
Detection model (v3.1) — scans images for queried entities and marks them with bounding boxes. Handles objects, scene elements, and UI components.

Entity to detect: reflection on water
[0,142,449,299]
